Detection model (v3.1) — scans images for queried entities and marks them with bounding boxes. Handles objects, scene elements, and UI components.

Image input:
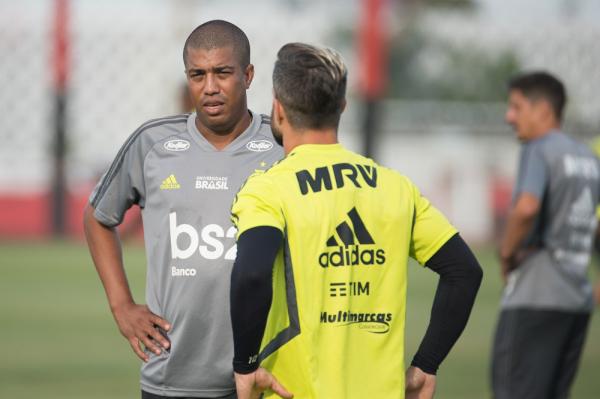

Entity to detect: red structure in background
[489,172,513,241]
[358,0,388,100]
[0,195,50,238]
[0,191,142,240]
[53,0,69,91]
[0,0,377,239]
[357,0,388,159]
[0,0,141,240]
[50,0,70,236]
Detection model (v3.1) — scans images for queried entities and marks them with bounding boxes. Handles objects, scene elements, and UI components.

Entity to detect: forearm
[500,214,535,261]
[83,204,134,310]
[500,194,539,261]
[230,226,283,374]
[411,234,483,374]
[84,204,171,361]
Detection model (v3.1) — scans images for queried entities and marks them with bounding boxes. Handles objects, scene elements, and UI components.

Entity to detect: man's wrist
[411,357,437,375]
[233,360,259,374]
[499,248,516,265]
[109,298,135,314]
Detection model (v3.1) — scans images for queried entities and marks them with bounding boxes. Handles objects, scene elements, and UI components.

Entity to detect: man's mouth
[203,101,225,115]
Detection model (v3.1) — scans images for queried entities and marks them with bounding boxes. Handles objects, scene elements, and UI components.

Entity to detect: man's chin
[516,132,529,142]
[198,111,226,122]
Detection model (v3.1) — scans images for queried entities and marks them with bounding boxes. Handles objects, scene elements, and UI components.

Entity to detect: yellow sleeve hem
[236,221,284,238]
[417,228,458,266]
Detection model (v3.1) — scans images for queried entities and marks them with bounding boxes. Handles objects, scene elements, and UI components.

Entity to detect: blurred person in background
[493,71,600,399]
[83,20,283,399]
[229,42,482,399]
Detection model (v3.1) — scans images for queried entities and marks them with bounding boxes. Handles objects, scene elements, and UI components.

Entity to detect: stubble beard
[270,109,283,146]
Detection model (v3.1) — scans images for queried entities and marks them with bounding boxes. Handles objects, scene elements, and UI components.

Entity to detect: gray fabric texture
[502,130,599,312]
[90,111,283,397]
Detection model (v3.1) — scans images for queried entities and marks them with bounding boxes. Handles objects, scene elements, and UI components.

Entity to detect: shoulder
[535,130,580,152]
[522,138,549,163]
[532,131,590,163]
[253,113,277,141]
[365,159,422,203]
[116,114,190,161]
[257,152,300,183]
[131,114,190,146]
[245,165,280,188]
[238,157,292,200]
[365,157,410,185]
[233,170,282,220]
[138,113,189,130]
[243,112,283,154]
[259,113,271,127]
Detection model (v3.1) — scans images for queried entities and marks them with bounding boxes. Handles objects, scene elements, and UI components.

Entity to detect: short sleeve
[409,183,458,265]
[89,135,147,227]
[231,172,285,237]
[516,143,547,199]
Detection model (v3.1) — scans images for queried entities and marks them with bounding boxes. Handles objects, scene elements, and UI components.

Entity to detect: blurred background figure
[493,71,599,399]
[1,0,599,398]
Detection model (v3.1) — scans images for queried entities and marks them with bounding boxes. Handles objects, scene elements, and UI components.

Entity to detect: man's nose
[204,74,219,95]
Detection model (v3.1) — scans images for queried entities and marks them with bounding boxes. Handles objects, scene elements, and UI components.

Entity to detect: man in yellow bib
[229,43,483,399]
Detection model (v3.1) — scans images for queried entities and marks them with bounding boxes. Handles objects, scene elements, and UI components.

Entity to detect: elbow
[465,259,484,299]
[83,202,94,217]
[83,203,112,234]
[459,256,483,292]
[514,194,541,222]
[83,203,94,230]
[471,262,483,287]
[458,258,483,291]
[231,265,266,291]
[515,206,538,223]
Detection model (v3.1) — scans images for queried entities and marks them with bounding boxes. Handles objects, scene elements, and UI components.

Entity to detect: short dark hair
[183,20,250,68]
[508,71,567,121]
[273,43,347,130]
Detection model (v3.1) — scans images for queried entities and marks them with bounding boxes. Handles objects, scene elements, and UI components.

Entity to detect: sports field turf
[1,241,599,398]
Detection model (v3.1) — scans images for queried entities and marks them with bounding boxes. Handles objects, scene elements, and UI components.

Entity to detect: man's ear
[273,97,287,125]
[244,64,255,89]
[541,98,558,123]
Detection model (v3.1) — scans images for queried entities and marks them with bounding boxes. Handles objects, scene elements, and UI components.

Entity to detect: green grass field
[1,241,599,398]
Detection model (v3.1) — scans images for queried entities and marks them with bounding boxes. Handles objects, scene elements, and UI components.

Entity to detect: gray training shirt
[90,111,283,397]
[502,130,599,312]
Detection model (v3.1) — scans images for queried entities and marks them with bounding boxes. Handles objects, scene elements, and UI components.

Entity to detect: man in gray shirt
[83,20,283,398]
[492,71,599,399]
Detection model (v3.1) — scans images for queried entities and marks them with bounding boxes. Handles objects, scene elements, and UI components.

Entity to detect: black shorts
[491,308,590,399]
[141,390,236,399]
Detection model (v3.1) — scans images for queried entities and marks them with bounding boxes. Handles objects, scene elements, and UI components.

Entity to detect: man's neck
[195,110,252,151]
[284,128,338,155]
[530,121,560,140]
